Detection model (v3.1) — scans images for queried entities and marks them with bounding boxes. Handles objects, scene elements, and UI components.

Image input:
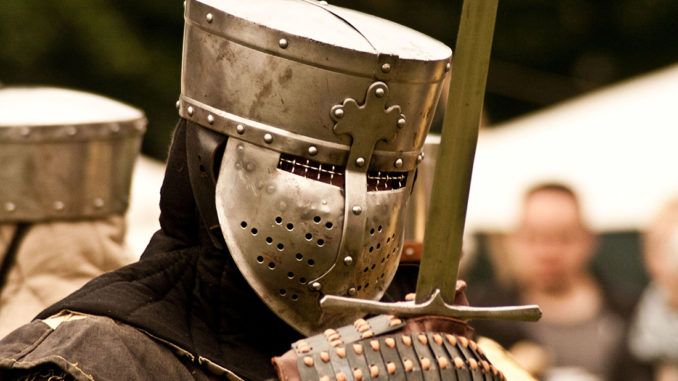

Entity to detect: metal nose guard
[308,81,405,295]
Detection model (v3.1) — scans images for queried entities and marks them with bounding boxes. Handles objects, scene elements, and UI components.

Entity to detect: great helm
[0,86,146,222]
[177,0,452,335]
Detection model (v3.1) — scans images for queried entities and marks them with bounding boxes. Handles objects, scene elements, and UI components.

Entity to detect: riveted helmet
[177,0,451,335]
[0,86,146,222]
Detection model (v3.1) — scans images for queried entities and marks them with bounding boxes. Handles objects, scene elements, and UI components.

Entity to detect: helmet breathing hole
[317,239,325,247]
[291,294,299,301]
[268,262,276,269]
[307,259,315,266]
[277,243,284,251]
[378,225,383,232]
[295,253,303,260]
[256,256,264,263]
[365,283,370,289]
[280,289,287,296]
[299,277,306,284]
[363,267,368,273]
[369,246,373,253]
[265,237,273,244]
[251,228,258,235]
[371,264,375,270]
[286,223,294,230]
[287,272,294,279]
[376,243,381,249]
[313,216,321,223]
[370,228,375,235]
[305,233,312,240]
[357,285,362,291]
[275,216,283,224]
[325,222,333,229]
[386,237,391,243]
[240,221,247,228]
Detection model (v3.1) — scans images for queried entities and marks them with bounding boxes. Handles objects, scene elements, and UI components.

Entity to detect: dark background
[2,0,678,160]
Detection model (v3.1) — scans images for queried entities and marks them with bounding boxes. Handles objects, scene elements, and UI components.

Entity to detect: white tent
[466,64,678,233]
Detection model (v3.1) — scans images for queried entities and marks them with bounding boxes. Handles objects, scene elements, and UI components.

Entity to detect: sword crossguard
[321,288,542,322]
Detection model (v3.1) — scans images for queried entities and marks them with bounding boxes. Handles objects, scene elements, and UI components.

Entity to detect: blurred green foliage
[2,0,678,159]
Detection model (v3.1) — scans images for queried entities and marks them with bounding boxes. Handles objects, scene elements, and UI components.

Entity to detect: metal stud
[93,198,105,208]
[236,124,245,134]
[397,117,406,128]
[445,62,451,72]
[311,281,321,291]
[381,63,391,73]
[375,87,385,98]
[416,152,425,163]
[355,157,365,167]
[348,287,357,296]
[394,158,403,168]
[207,114,215,124]
[187,106,194,116]
[4,202,16,212]
[278,38,288,49]
[264,133,273,143]
[206,13,213,23]
[110,124,120,133]
[20,127,30,136]
[175,100,181,110]
[343,256,353,266]
[333,107,344,119]
[352,206,362,215]
[318,0,328,4]
[54,201,65,211]
[308,146,318,156]
[66,126,77,136]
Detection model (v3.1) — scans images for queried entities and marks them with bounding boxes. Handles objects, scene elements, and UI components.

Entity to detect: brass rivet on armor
[264,133,273,144]
[453,357,465,369]
[353,368,363,381]
[403,359,413,372]
[469,340,478,351]
[93,198,105,208]
[401,334,412,346]
[433,333,443,345]
[324,328,336,336]
[421,357,431,371]
[66,126,77,136]
[207,114,215,124]
[206,13,213,23]
[333,107,344,119]
[361,330,374,339]
[175,100,180,110]
[336,347,346,358]
[467,358,478,370]
[416,153,425,164]
[320,351,330,362]
[375,87,386,98]
[490,365,499,375]
[278,38,288,49]
[386,362,396,375]
[303,356,314,367]
[370,365,379,378]
[418,334,428,345]
[308,145,318,156]
[348,287,357,296]
[445,62,451,72]
[355,157,365,167]
[353,343,363,355]
[328,333,340,342]
[459,336,469,348]
[335,371,347,381]
[369,340,380,351]
[330,339,343,347]
[343,256,353,266]
[385,337,396,348]
[299,346,310,354]
[236,124,245,134]
[446,334,457,346]
[437,357,449,370]
[481,360,490,372]
[54,201,65,211]
[388,318,402,326]
[394,158,403,168]
[187,106,194,116]
[354,318,367,327]
[397,117,406,128]
[358,324,370,333]
[381,63,391,73]
[311,281,321,291]
[319,377,330,381]
[4,202,16,212]
[352,205,362,215]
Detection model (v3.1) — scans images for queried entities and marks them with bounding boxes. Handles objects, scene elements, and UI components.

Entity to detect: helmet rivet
[348,287,357,296]
[187,106,194,116]
[343,256,354,266]
[264,133,273,144]
[375,87,385,98]
[355,157,365,167]
[207,114,215,124]
[20,127,30,136]
[394,158,403,168]
[54,201,65,211]
[206,13,213,23]
[333,108,344,119]
[66,126,77,136]
[110,124,120,133]
[308,146,318,156]
[352,205,362,215]
[445,62,451,72]
[397,117,406,128]
[93,198,105,208]
[381,63,391,73]
[279,38,288,49]
[236,124,245,134]
[4,202,16,212]
[175,100,181,110]
[311,282,322,291]
[416,152,425,163]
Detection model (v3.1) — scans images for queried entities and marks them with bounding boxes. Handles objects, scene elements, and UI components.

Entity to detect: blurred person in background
[469,182,651,380]
[628,197,678,380]
[0,86,144,337]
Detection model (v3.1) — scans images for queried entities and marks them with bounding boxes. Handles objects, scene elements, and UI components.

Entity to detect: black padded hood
[38,120,301,380]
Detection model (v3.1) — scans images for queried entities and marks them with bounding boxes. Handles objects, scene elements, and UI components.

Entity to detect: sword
[322,0,540,322]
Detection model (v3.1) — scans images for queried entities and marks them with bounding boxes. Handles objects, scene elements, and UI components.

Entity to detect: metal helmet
[177,0,452,335]
[0,86,146,222]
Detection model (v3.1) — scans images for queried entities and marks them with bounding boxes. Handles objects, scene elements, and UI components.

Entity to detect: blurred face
[507,189,594,294]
